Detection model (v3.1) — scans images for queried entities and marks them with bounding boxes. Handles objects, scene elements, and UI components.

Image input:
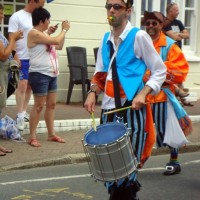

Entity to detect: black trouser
[109,180,141,200]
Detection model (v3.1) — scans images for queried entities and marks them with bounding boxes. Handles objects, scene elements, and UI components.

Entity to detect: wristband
[62,29,67,32]
[87,89,97,95]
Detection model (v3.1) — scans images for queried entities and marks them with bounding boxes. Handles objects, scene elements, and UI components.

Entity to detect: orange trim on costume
[140,103,155,166]
[91,72,107,91]
[154,32,189,84]
[146,85,175,104]
[105,80,126,98]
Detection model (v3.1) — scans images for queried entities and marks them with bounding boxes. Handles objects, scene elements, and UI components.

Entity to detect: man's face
[106,0,130,28]
[34,0,45,8]
[38,0,45,7]
[169,5,179,19]
[145,19,162,39]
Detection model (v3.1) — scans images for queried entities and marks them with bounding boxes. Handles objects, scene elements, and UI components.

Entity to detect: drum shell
[83,122,137,182]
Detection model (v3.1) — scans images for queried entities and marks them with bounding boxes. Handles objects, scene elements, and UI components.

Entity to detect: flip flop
[0,146,13,153]
[48,135,66,143]
[175,88,189,98]
[0,151,6,156]
[28,138,41,147]
[180,99,194,107]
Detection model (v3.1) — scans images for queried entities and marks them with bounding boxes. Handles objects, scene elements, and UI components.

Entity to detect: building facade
[1,0,200,103]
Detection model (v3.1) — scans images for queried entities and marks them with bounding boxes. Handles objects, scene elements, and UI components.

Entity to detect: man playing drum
[84,0,166,199]
[142,11,192,176]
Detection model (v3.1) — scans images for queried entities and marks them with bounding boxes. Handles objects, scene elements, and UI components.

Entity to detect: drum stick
[104,103,147,115]
[91,112,97,131]
[104,106,132,115]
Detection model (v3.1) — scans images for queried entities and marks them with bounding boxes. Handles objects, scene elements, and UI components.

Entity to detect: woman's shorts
[28,72,57,96]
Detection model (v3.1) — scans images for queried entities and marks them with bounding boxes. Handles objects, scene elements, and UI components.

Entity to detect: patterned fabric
[0,115,21,140]
[162,88,192,136]
[169,147,179,164]
[152,102,167,147]
[101,101,146,189]
[152,100,179,164]
[0,32,13,60]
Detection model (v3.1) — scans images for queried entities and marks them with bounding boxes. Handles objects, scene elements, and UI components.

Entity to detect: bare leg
[16,80,28,114]
[29,95,46,140]
[44,92,56,136]
[44,92,65,143]
[16,80,29,130]
[23,83,32,112]
[174,84,189,98]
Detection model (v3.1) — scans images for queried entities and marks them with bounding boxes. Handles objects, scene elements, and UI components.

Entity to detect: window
[133,0,199,55]
[184,0,196,51]
[0,0,26,39]
[141,0,153,13]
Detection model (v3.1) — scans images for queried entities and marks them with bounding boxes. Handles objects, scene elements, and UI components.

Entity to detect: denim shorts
[19,59,30,80]
[28,72,57,96]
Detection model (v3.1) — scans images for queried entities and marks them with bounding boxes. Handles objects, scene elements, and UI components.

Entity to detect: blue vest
[160,36,175,61]
[102,28,147,101]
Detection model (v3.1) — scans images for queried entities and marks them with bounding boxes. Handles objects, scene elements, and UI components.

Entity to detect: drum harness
[109,42,138,160]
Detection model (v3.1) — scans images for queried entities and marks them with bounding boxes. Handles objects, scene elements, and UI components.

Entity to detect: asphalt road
[0,151,200,200]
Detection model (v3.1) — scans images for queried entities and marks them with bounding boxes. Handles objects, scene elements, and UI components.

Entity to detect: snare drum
[82,122,137,182]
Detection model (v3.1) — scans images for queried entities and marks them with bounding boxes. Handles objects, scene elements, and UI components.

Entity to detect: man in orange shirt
[143,11,192,175]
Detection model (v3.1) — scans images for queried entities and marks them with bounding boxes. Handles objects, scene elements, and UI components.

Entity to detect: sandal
[28,138,41,147]
[0,146,13,153]
[48,135,66,143]
[180,98,194,107]
[0,151,6,156]
[175,88,189,98]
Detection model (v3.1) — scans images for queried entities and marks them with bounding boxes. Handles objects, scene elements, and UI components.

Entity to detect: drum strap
[110,43,122,112]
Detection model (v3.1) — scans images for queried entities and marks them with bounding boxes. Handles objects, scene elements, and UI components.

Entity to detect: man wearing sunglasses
[85,1,167,199]
[143,11,192,176]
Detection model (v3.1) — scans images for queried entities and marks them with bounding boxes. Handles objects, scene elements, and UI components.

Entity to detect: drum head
[84,122,127,145]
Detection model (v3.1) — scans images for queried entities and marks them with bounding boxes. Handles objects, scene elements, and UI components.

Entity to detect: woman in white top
[27,7,70,147]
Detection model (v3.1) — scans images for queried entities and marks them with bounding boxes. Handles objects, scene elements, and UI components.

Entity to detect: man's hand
[84,92,96,113]
[132,85,152,110]
[132,93,146,110]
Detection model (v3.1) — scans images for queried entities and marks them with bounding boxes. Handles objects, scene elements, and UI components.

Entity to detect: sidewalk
[0,100,200,172]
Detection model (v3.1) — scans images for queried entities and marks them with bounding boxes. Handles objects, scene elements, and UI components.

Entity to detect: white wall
[45,0,109,103]
[45,0,200,103]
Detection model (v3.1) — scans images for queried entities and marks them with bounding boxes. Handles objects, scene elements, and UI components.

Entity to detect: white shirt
[95,21,166,109]
[8,9,32,60]
[28,30,59,77]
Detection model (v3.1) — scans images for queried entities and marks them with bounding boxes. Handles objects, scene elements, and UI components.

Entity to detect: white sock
[17,112,24,119]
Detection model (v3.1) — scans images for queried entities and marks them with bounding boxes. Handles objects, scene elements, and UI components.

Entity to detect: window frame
[131,0,199,59]
[0,0,27,38]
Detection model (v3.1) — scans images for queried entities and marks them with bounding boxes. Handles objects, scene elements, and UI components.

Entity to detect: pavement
[0,100,200,172]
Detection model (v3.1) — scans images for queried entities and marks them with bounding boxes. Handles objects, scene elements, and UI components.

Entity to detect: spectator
[8,0,47,132]
[0,3,23,156]
[163,2,192,105]
[27,7,70,147]
[164,2,189,49]
[84,0,166,199]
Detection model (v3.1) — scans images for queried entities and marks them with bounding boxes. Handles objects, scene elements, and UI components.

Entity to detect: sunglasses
[145,21,159,27]
[105,3,126,10]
